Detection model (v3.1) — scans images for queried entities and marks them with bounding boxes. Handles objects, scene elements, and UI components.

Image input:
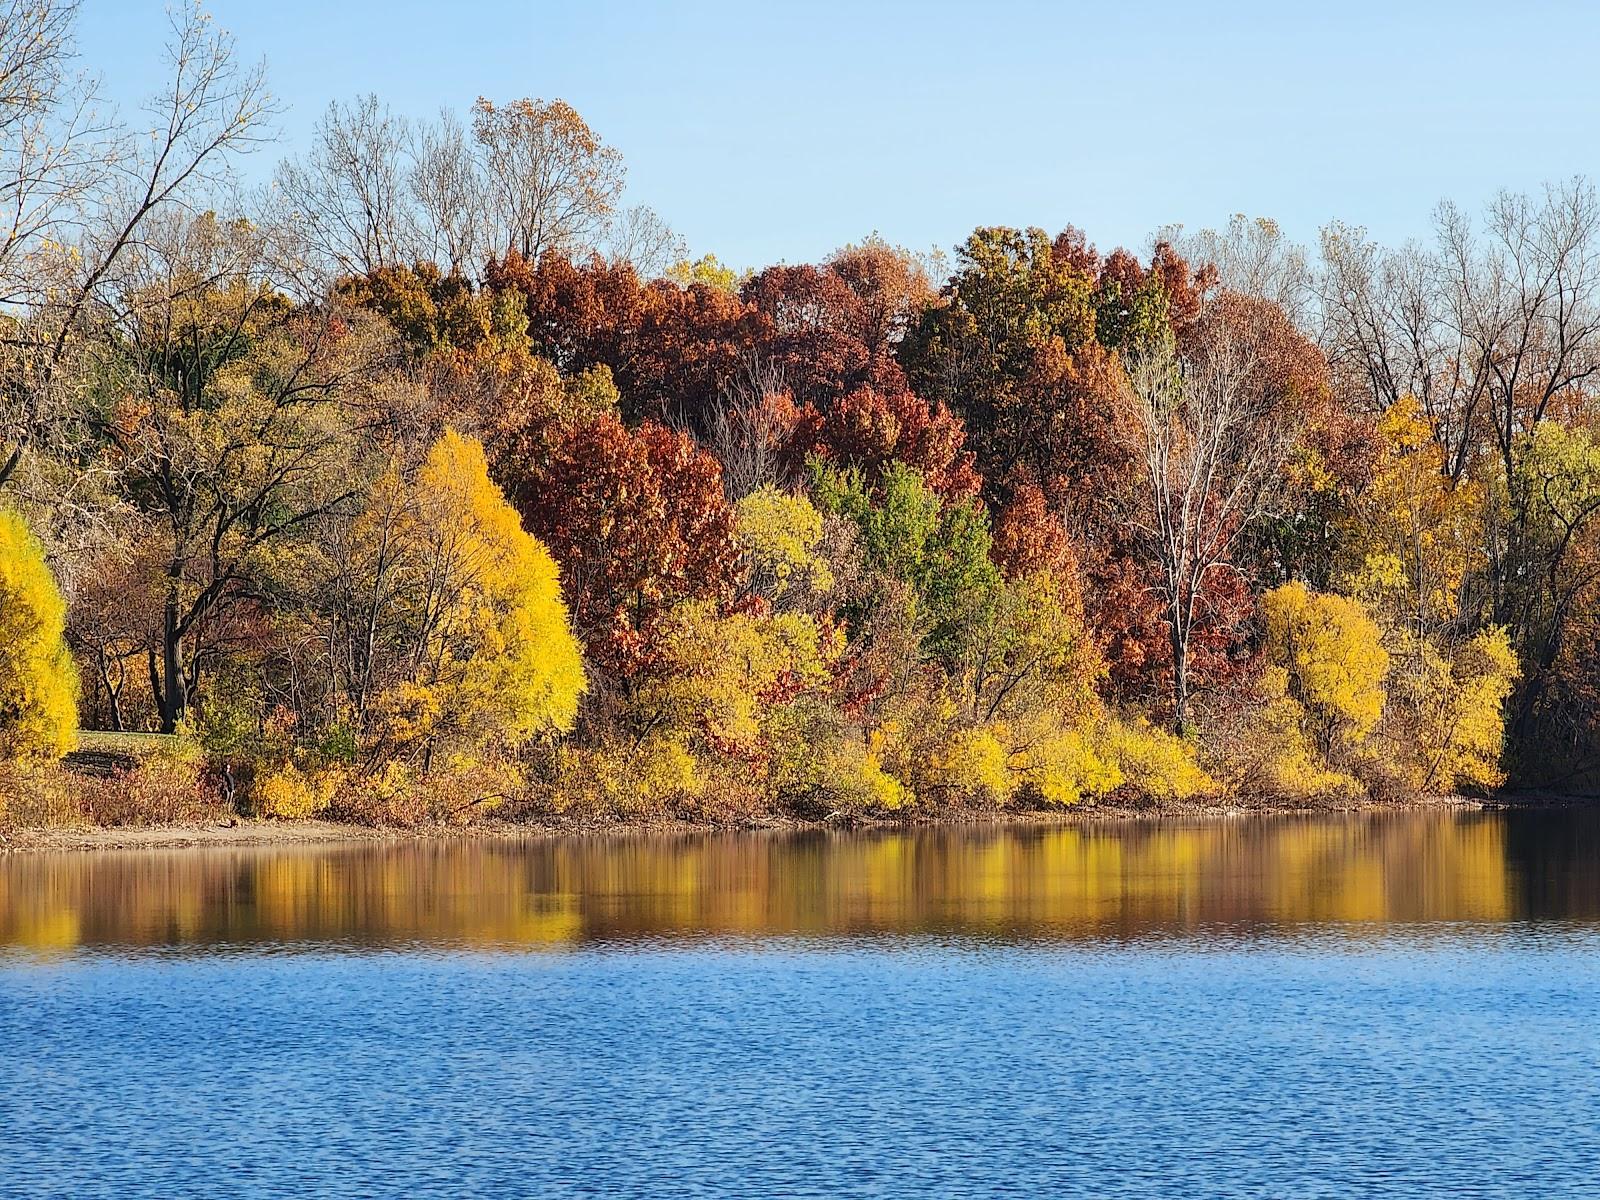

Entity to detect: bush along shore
[8,6,1600,837]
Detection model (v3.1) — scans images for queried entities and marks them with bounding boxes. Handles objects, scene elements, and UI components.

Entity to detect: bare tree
[409,107,482,275]
[1162,214,1313,327]
[1320,179,1600,656]
[273,94,413,278]
[1319,180,1600,486]
[604,204,685,280]
[471,96,624,262]
[704,356,791,500]
[0,0,112,307]
[1123,325,1295,733]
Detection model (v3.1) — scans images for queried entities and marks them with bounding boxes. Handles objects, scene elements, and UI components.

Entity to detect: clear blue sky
[78,0,1600,270]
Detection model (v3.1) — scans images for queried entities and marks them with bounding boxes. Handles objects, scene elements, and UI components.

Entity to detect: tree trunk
[1171,621,1190,736]
[161,584,186,733]
[149,649,168,731]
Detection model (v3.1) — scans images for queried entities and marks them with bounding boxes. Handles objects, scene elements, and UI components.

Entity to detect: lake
[3,810,1600,1197]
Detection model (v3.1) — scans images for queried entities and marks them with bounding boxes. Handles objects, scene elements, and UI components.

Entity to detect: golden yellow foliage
[550,736,705,816]
[1386,626,1519,794]
[1251,667,1366,801]
[1262,581,1389,752]
[1015,723,1122,807]
[1339,395,1483,633]
[651,601,837,751]
[926,724,1017,804]
[256,765,338,819]
[819,729,915,811]
[735,487,835,605]
[376,431,586,757]
[0,509,77,760]
[1101,719,1216,802]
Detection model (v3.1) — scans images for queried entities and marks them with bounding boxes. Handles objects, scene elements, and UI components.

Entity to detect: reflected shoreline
[4,810,1600,954]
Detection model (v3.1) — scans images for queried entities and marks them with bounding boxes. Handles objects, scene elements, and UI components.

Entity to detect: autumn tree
[602,204,686,280]
[1339,395,1485,640]
[1122,305,1302,732]
[826,235,936,358]
[0,507,77,758]
[510,413,738,693]
[900,226,1104,511]
[472,97,625,263]
[1,1,275,488]
[361,431,585,762]
[90,212,380,731]
[1162,214,1313,327]
[0,0,101,310]
[739,263,905,407]
[735,486,834,611]
[408,107,483,275]
[812,461,999,668]
[801,384,980,501]
[488,249,750,428]
[1250,582,1389,798]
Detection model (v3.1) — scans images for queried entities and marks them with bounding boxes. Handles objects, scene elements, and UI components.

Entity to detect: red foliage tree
[992,480,1076,578]
[795,384,979,501]
[486,250,749,428]
[739,264,905,408]
[512,414,739,686]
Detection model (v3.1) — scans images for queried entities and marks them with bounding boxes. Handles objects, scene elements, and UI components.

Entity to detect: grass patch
[73,730,184,759]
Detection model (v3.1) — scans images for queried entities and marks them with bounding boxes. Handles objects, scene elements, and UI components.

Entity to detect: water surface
[3,811,1599,1197]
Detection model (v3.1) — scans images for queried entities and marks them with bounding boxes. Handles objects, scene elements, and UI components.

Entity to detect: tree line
[2,0,1594,823]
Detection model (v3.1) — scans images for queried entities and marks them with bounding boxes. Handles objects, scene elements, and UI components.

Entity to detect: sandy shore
[0,791,1551,854]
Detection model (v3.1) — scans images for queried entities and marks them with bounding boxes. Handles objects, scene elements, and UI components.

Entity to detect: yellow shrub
[815,731,915,812]
[924,724,1016,804]
[1013,721,1122,807]
[0,760,79,828]
[0,508,78,760]
[1102,719,1215,802]
[1251,667,1364,801]
[1438,628,1519,791]
[652,602,836,751]
[1262,581,1389,751]
[735,486,835,603]
[549,736,706,816]
[256,765,339,819]
[1337,395,1484,632]
[374,431,586,758]
[1387,626,1519,794]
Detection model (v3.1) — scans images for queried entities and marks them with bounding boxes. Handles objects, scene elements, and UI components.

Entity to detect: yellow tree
[1262,582,1389,759]
[376,430,586,763]
[734,486,834,610]
[1337,397,1517,793]
[0,508,77,758]
[1340,395,1483,639]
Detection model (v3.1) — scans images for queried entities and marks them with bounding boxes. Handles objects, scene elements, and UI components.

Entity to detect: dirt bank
[1,790,1556,854]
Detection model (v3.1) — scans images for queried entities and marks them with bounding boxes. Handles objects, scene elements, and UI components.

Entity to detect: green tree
[812,460,999,665]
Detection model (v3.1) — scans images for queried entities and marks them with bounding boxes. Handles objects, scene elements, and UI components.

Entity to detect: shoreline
[3,791,1590,854]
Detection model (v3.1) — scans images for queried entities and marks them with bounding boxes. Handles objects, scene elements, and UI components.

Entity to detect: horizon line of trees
[3,0,1595,823]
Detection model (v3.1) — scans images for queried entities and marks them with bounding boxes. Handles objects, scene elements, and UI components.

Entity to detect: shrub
[1102,719,1215,802]
[924,724,1016,805]
[255,765,338,819]
[1013,722,1122,807]
[1261,581,1389,754]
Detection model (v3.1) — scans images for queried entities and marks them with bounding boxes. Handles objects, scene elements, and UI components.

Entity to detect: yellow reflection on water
[1,812,1593,955]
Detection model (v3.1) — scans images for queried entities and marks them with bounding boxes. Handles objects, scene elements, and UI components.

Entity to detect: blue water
[3,815,1600,1197]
